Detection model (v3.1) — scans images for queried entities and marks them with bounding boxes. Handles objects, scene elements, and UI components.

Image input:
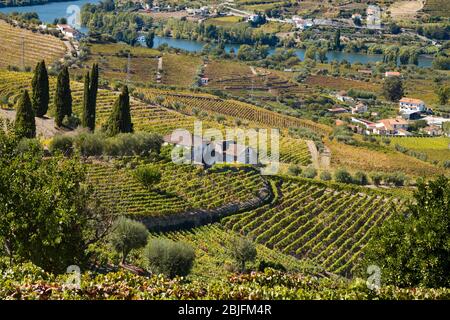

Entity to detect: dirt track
[0,108,72,138]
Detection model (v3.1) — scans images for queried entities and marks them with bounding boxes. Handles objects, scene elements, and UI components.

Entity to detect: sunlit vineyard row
[0,21,66,69]
[135,87,332,134]
[152,224,317,279]
[0,71,313,166]
[223,178,403,276]
[87,159,267,217]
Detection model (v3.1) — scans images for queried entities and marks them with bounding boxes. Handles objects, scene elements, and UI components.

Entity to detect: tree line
[15,61,134,139]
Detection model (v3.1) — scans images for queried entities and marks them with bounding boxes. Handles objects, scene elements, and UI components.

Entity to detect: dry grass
[306,75,381,93]
[161,53,202,87]
[389,1,424,20]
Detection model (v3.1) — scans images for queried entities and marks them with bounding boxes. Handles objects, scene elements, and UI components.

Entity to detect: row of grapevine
[223,178,401,275]
[0,71,312,166]
[86,159,266,217]
[152,224,317,279]
[0,21,66,69]
[136,87,332,134]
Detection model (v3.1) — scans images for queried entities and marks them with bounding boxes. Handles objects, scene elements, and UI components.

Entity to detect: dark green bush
[144,239,195,278]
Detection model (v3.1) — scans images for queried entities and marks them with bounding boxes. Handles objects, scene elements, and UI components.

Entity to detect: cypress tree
[81,71,91,129]
[15,90,36,139]
[88,63,98,131]
[104,85,133,136]
[334,29,341,51]
[54,66,72,127]
[31,60,49,117]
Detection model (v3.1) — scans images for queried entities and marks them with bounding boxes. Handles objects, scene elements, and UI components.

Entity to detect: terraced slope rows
[223,178,403,276]
[153,224,317,279]
[0,21,66,69]
[87,159,266,217]
[136,88,331,134]
[0,71,312,165]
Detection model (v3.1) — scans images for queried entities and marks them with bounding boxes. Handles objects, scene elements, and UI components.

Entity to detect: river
[0,0,434,68]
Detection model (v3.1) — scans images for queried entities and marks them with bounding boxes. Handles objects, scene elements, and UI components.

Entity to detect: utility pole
[21,35,25,71]
[126,52,131,84]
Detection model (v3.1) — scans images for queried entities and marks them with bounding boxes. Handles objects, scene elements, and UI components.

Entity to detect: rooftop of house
[399,97,425,104]
[163,133,209,147]
[385,71,401,76]
[328,107,348,113]
[377,118,409,130]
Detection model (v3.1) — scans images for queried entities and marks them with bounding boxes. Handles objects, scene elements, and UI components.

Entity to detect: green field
[390,136,450,163]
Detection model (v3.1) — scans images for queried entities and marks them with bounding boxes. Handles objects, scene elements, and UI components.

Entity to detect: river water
[0,0,433,68]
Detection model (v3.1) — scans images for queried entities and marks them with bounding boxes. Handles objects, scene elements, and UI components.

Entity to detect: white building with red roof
[399,97,426,113]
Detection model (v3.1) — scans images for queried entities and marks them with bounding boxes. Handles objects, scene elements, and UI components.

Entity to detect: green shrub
[134,165,162,190]
[109,217,149,264]
[287,165,302,176]
[230,237,257,272]
[302,166,317,179]
[104,132,162,156]
[370,172,384,186]
[320,170,332,181]
[353,171,368,185]
[16,138,43,154]
[50,135,74,154]
[144,239,195,278]
[74,132,104,156]
[335,168,353,184]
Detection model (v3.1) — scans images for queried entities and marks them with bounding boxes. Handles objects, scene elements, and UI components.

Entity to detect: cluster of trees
[236,44,270,61]
[382,76,404,102]
[82,2,153,45]
[417,24,449,40]
[0,126,112,273]
[159,18,278,46]
[365,175,449,288]
[15,60,134,141]
[110,217,258,277]
[256,48,300,69]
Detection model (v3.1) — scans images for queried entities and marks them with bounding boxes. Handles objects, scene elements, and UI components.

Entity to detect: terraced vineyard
[136,87,332,134]
[0,20,66,69]
[153,224,317,280]
[223,178,403,276]
[0,70,200,135]
[87,159,267,217]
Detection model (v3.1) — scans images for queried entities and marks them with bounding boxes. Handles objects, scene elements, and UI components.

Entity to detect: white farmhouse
[399,98,426,113]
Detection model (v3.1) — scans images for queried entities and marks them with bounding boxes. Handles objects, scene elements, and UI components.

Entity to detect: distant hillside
[0,0,72,8]
[422,0,450,17]
[0,20,66,69]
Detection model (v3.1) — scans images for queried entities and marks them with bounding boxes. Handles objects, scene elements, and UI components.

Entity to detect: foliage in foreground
[0,263,449,300]
[364,175,450,288]
[0,127,111,273]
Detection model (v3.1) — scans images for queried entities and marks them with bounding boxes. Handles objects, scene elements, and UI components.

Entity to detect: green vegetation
[81,64,98,131]
[383,76,404,102]
[364,176,449,288]
[144,238,195,278]
[110,217,149,264]
[223,177,402,276]
[31,60,49,117]
[103,86,133,136]
[14,90,35,139]
[54,67,72,127]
